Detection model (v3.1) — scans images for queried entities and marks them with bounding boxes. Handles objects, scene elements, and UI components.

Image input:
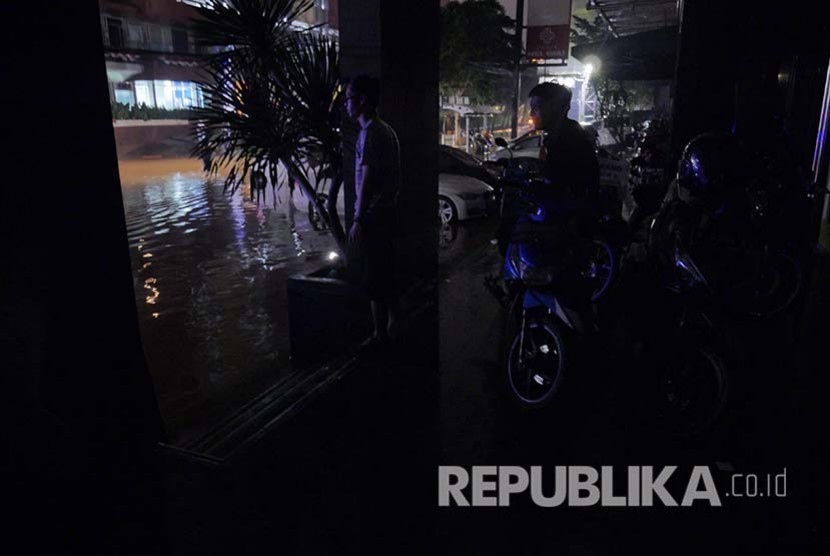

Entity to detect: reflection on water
[119,159,337,445]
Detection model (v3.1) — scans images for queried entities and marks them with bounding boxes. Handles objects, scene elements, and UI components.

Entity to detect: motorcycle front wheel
[741,252,802,319]
[506,317,567,408]
[587,239,616,302]
[655,345,728,436]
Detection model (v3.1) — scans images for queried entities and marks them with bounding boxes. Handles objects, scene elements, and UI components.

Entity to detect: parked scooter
[667,132,807,320]
[484,152,613,408]
[483,151,733,429]
[500,185,598,408]
[638,198,734,434]
[468,130,493,159]
[491,143,616,304]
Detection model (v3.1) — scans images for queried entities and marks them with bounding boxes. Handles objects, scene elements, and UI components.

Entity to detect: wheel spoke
[508,322,563,404]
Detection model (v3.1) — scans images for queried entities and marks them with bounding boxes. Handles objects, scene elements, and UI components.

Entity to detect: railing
[101,16,207,55]
[104,36,207,55]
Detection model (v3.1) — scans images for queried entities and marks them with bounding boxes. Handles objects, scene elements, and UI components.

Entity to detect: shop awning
[441,104,503,116]
[588,0,679,37]
[106,61,144,83]
[571,25,678,81]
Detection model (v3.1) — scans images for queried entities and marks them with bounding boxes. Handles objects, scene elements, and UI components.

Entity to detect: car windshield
[444,147,482,166]
[509,130,540,144]
[511,131,541,149]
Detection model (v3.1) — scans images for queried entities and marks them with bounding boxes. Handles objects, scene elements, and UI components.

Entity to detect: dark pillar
[670,0,746,157]
[334,6,440,549]
[671,0,830,245]
[1,2,164,552]
[339,0,440,286]
[671,0,830,159]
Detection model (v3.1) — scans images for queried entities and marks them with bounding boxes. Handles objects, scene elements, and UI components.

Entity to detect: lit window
[114,86,135,106]
[135,81,155,107]
[152,81,203,110]
[154,80,175,109]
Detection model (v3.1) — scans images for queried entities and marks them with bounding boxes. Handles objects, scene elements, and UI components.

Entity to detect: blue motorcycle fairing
[501,177,590,335]
[504,238,560,281]
[505,243,521,281]
[522,290,578,331]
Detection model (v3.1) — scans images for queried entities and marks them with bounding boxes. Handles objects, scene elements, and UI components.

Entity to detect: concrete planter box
[286,265,373,369]
[112,120,194,159]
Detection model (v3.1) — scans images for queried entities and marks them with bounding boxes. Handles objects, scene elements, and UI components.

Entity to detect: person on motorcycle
[530,83,600,210]
[522,82,601,309]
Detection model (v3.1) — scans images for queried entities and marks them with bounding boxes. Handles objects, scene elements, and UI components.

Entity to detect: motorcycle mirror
[495,137,508,148]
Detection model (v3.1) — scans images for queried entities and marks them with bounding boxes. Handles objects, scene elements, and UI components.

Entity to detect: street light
[583,55,602,77]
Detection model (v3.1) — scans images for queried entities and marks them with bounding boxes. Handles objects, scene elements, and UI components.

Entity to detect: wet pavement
[118,159,338,446]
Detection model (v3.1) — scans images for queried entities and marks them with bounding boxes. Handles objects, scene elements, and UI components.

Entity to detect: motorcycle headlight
[519,259,555,286]
[674,248,708,288]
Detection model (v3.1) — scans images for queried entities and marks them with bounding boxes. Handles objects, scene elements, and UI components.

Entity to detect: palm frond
[280,32,343,177]
[188,0,346,248]
[191,53,304,193]
[194,0,314,76]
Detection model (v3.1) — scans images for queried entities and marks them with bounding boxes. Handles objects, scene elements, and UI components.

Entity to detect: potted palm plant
[189,0,370,367]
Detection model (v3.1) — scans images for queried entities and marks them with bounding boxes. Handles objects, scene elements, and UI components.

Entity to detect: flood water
[118,159,337,446]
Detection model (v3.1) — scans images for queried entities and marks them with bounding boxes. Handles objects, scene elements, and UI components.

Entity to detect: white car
[490,130,543,161]
[438,173,494,224]
[272,165,493,225]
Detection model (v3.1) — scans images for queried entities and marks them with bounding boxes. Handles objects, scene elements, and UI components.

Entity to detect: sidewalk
[159,283,441,554]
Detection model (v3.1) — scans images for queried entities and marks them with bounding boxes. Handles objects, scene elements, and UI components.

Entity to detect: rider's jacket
[539,118,600,220]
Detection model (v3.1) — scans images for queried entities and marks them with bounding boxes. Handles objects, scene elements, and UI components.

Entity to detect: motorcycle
[667,130,816,321]
[731,172,809,319]
[501,201,597,407]
[467,130,493,159]
[629,199,736,435]
[492,146,617,305]
[491,165,605,408]
[484,163,732,429]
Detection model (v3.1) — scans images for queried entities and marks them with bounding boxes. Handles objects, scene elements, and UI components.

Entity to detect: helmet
[676,132,747,204]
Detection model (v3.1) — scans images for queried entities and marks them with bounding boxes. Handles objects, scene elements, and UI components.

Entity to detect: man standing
[345,74,402,346]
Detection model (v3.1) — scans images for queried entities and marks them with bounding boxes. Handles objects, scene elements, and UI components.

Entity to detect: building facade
[99,0,210,111]
[100,0,338,113]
